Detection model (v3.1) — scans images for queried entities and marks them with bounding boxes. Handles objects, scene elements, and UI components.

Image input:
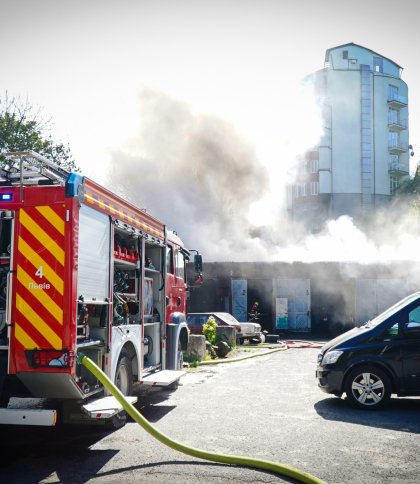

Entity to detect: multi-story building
[289,43,411,232]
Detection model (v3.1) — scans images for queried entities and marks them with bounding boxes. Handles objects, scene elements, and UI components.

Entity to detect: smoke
[107,87,297,260]
[277,213,420,263]
[106,87,420,264]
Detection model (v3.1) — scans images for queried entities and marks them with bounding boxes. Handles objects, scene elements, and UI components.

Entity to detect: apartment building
[289,43,411,231]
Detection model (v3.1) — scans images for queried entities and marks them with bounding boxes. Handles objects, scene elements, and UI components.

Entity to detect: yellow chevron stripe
[35,206,65,235]
[17,266,63,325]
[18,237,64,296]
[16,294,62,349]
[15,323,39,349]
[20,210,65,266]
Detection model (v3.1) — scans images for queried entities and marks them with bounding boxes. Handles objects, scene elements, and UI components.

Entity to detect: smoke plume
[108,88,284,260]
[107,88,420,264]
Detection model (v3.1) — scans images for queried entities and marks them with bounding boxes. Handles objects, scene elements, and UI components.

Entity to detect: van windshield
[364,293,420,328]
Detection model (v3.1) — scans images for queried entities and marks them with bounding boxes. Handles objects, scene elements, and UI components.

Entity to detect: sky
[1,0,420,262]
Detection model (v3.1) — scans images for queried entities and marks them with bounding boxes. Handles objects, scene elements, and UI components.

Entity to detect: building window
[309,159,318,173]
[388,108,398,124]
[373,56,383,73]
[388,85,399,102]
[342,50,348,59]
[310,181,319,196]
[389,154,399,170]
[389,131,399,148]
[294,183,307,197]
[390,176,399,195]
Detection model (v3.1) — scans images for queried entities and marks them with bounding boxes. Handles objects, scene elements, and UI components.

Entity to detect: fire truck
[0,151,203,426]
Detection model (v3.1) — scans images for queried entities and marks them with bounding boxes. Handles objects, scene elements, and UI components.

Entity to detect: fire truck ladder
[0,151,70,188]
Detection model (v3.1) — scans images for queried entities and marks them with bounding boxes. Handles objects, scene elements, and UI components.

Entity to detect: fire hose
[77,353,323,484]
[198,340,323,366]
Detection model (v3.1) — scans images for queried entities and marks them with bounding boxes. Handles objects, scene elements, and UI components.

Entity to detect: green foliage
[394,167,420,196]
[0,92,78,171]
[202,316,218,345]
[410,197,420,214]
[182,352,200,367]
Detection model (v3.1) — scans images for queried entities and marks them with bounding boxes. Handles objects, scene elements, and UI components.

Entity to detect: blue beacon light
[0,194,12,201]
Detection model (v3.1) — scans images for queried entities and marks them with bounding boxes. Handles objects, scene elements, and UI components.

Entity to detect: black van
[316,292,420,409]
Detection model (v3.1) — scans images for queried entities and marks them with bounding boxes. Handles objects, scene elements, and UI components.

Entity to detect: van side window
[380,317,404,340]
[405,305,420,332]
[408,306,420,325]
[382,304,420,338]
[383,322,399,338]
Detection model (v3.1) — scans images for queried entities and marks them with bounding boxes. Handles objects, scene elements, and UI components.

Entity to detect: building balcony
[388,118,407,131]
[387,94,407,109]
[388,141,408,154]
[388,161,409,176]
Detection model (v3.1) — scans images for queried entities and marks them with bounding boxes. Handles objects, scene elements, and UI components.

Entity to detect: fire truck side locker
[0,151,194,426]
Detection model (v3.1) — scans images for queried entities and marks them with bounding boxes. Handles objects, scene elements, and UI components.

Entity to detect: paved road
[1,345,420,483]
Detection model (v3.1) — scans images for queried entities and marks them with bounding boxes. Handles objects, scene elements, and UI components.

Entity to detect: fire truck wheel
[115,350,133,396]
[168,350,183,390]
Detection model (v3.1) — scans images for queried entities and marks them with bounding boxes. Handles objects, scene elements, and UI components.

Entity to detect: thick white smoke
[107,88,278,260]
[106,87,420,263]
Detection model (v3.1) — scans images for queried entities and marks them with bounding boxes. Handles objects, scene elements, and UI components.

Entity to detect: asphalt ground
[1,343,420,483]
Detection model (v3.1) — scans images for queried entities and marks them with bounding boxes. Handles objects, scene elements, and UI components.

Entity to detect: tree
[392,163,420,214]
[0,92,77,171]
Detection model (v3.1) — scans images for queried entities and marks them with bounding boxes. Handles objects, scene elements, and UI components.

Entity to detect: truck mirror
[194,254,203,273]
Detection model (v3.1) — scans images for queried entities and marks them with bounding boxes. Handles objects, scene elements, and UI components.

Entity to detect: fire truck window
[166,247,174,274]
[176,251,185,280]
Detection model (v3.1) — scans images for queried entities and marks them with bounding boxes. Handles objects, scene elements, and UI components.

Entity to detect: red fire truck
[0,151,203,426]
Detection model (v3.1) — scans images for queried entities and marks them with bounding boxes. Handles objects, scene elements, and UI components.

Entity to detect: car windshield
[363,293,420,328]
[214,313,240,325]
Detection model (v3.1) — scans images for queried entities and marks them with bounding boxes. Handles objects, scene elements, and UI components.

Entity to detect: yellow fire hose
[198,346,288,365]
[77,353,323,484]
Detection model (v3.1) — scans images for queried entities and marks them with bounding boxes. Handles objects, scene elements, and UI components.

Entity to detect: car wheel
[115,350,133,396]
[258,334,266,344]
[345,366,391,410]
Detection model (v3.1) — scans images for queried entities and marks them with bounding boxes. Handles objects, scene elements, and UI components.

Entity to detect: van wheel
[345,366,391,410]
[115,350,133,396]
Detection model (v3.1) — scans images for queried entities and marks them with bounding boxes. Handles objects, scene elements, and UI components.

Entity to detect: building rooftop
[325,42,403,70]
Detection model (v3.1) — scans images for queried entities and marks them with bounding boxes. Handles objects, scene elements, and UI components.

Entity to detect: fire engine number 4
[28,266,51,290]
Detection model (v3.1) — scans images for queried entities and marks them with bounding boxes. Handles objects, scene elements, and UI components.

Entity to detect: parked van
[316,292,420,409]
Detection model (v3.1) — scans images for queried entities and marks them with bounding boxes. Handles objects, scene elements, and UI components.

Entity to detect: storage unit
[273,278,311,332]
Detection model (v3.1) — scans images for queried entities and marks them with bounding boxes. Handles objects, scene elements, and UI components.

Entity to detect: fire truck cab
[0,151,202,426]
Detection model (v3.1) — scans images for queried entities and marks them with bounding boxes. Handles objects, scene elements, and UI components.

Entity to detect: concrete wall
[188,261,420,335]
